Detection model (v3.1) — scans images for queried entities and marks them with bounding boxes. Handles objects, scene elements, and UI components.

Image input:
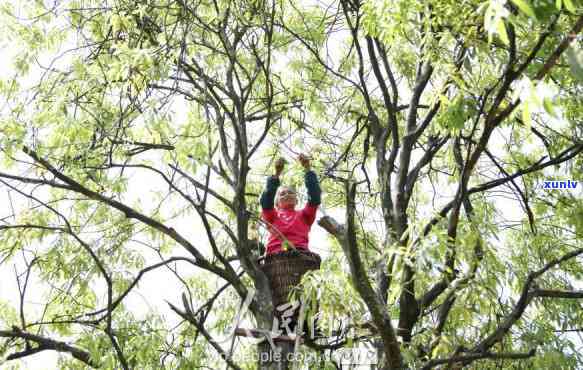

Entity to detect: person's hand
[274,157,286,177]
[298,154,311,170]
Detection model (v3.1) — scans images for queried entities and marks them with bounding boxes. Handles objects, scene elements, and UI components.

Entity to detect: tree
[0,0,582,369]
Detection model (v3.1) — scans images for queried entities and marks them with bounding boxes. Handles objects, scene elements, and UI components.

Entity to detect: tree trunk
[253,292,297,370]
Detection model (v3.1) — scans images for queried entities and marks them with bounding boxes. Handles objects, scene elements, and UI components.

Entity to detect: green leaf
[484,3,494,32]
[563,0,576,12]
[511,0,537,18]
[496,20,509,45]
[543,98,558,117]
[463,56,473,73]
[556,0,563,10]
[387,285,401,305]
[522,100,531,129]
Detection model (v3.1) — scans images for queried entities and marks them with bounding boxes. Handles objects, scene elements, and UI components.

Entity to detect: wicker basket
[260,249,321,310]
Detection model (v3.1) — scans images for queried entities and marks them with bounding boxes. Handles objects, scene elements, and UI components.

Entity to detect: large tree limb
[396,61,434,229]
[534,289,583,299]
[318,181,403,368]
[0,328,97,367]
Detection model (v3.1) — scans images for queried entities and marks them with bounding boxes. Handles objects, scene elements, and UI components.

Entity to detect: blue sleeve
[260,176,280,209]
[304,170,321,206]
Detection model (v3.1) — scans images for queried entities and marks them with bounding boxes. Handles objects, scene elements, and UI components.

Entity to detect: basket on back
[259,249,321,310]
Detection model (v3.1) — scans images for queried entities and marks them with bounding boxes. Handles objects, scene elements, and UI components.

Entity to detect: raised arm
[298,154,321,226]
[260,158,285,210]
[260,176,280,210]
[304,170,321,206]
[299,154,321,206]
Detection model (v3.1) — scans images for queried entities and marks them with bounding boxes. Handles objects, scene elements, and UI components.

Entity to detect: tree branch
[0,328,97,367]
[422,348,536,369]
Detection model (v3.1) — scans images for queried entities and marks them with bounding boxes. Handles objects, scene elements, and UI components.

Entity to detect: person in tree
[260,154,322,255]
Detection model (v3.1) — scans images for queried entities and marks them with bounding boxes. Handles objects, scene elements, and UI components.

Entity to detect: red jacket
[261,204,318,254]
